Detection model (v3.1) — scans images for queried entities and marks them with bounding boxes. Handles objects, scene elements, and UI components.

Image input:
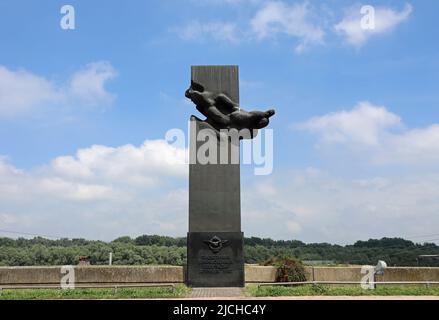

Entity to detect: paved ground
[184,295,439,300]
[254,296,439,300]
[189,287,244,298]
[186,287,439,300]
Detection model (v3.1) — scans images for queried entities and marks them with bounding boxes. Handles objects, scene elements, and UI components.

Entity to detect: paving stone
[189,287,244,298]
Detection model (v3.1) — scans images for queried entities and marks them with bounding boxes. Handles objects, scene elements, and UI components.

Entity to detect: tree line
[0,235,438,267]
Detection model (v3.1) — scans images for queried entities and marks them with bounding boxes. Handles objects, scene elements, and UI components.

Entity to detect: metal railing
[0,283,176,290]
[257,281,439,288]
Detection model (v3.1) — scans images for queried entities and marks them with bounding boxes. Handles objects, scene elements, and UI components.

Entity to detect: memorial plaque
[187,232,244,287]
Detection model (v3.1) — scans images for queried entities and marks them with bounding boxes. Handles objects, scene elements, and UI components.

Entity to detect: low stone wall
[378,267,439,283]
[308,266,363,282]
[0,266,184,286]
[244,265,277,283]
[0,265,438,286]
[308,266,439,284]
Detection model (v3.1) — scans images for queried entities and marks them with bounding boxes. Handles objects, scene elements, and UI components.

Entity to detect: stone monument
[185,65,275,287]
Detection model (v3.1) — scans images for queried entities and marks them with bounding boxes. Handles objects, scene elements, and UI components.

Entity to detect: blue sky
[0,0,438,244]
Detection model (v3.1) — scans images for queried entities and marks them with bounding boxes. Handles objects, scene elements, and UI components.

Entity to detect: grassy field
[247,284,439,297]
[0,285,191,300]
[2,284,439,299]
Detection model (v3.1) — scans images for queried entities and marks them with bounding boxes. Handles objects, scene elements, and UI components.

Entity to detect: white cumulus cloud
[174,2,413,52]
[68,61,117,107]
[2,135,439,243]
[0,139,187,240]
[297,101,401,146]
[243,169,439,244]
[250,1,325,53]
[175,21,240,44]
[0,67,62,118]
[0,61,117,119]
[335,3,413,47]
[297,101,439,165]
[174,1,325,53]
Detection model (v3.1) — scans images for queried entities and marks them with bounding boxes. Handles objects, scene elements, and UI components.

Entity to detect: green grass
[246,284,439,297]
[0,285,191,300]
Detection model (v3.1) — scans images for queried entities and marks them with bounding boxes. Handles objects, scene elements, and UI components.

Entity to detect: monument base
[186,231,244,287]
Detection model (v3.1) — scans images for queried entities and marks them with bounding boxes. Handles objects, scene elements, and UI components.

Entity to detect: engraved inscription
[198,255,233,274]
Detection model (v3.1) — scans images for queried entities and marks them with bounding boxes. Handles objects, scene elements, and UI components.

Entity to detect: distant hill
[0,235,438,267]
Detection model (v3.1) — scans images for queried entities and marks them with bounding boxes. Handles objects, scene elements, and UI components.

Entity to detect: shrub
[263,256,307,282]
